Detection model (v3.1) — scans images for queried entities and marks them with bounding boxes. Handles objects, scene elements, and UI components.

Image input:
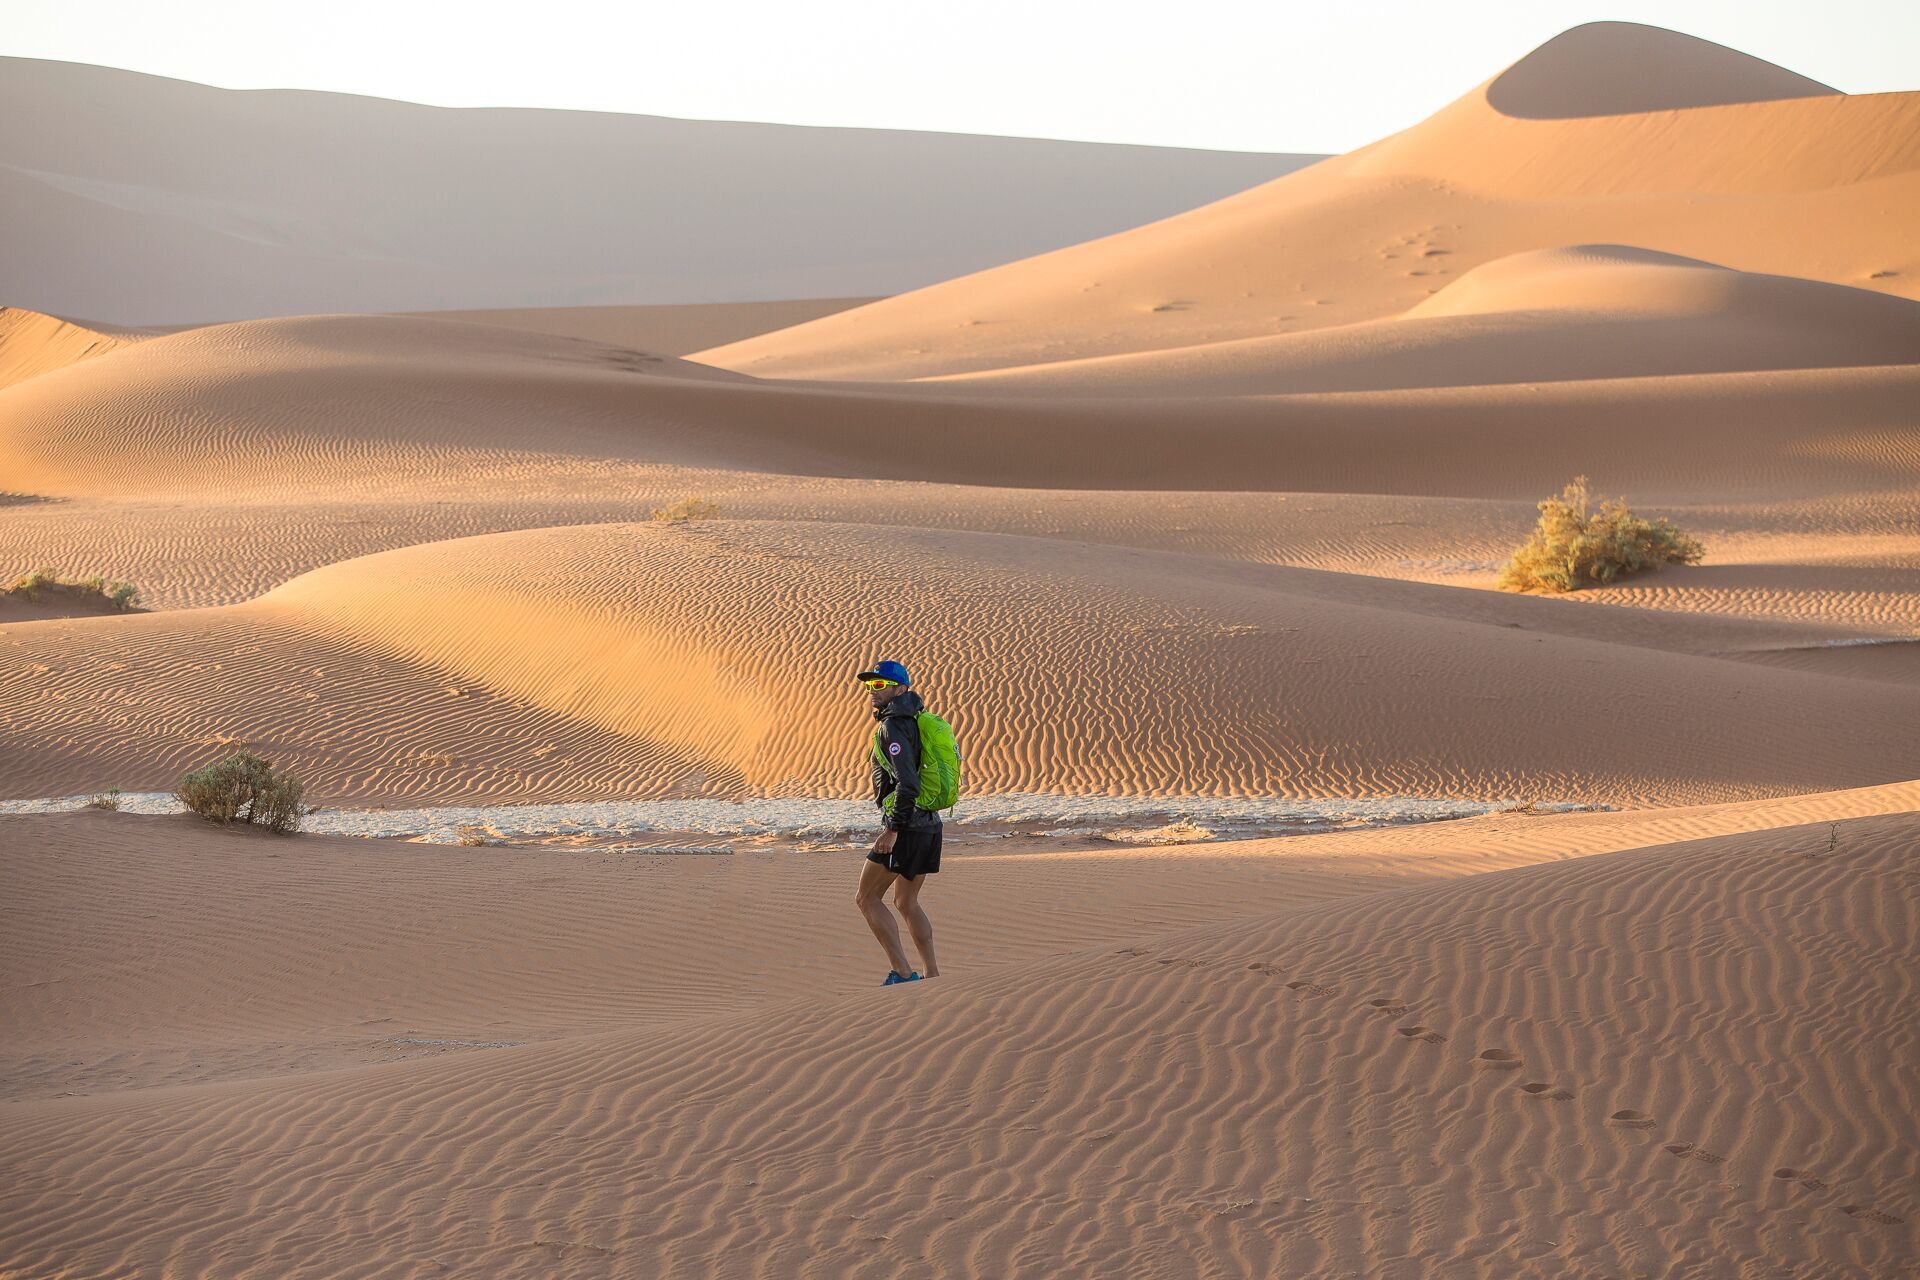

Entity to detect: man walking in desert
[854,659,945,985]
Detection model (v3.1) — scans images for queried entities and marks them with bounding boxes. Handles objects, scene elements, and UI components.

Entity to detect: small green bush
[84,788,122,811]
[650,495,720,523]
[7,568,140,611]
[1499,477,1704,593]
[175,751,304,834]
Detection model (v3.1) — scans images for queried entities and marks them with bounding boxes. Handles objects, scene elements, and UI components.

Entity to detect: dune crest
[0,307,141,393]
[1483,20,1838,119]
[697,24,1919,382]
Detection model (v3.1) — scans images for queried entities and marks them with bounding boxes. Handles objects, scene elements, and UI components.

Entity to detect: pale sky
[6,0,1916,153]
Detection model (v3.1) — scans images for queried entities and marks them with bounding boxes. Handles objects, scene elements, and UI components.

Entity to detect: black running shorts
[868,826,942,880]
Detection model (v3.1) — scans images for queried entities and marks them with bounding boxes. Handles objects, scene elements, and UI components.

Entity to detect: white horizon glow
[4,0,1916,153]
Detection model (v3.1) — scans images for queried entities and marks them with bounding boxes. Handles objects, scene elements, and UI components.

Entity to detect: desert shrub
[84,788,122,811]
[650,495,720,523]
[1499,477,1703,593]
[6,568,140,611]
[174,750,305,834]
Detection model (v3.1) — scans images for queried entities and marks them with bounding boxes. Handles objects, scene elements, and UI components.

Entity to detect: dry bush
[84,788,122,811]
[175,750,305,833]
[650,495,720,523]
[7,568,140,611]
[1499,476,1703,593]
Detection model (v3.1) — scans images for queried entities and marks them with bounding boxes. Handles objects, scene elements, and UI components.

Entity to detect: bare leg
[893,875,938,978]
[855,858,915,977]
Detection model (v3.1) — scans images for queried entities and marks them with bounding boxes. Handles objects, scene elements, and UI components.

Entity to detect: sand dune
[0,58,1319,324]
[4,520,1918,808]
[3,786,1913,1276]
[924,246,1920,395]
[0,306,141,392]
[0,311,752,497]
[6,303,1916,504]
[400,296,882,356]
[1481,21,1838,117]
[697,24,1920,381]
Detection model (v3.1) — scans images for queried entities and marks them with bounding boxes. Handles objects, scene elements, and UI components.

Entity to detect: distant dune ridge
[3,18,1919,1280]
[0,57,1318,324]
[697,22,1920,380]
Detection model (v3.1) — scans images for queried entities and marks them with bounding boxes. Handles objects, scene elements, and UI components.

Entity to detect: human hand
[873,829,899,855]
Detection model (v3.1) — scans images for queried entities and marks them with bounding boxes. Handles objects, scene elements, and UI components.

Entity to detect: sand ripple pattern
[7,520,1920,806]
[2,791,1913,1276]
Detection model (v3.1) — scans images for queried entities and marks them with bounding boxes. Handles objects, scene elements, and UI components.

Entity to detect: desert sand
[2,19,1916,1278]
[400,298,883,357]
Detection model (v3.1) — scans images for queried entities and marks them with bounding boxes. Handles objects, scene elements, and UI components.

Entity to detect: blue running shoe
[882,970,923,986]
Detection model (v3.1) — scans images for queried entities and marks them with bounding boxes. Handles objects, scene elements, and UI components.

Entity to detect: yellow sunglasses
[861,678,898,689]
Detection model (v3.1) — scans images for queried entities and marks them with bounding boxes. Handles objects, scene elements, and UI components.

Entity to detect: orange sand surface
[1,20,1916,1278]
[3,787,1915,1275]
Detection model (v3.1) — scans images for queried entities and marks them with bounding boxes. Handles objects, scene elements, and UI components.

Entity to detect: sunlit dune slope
[926,246,1920,395]
[3,793,1913,1276]
[0,312,749,497]
[5,304,1916,502]
[697,23,1920,381]
[3,520,1917,806]
[0,307,144,393]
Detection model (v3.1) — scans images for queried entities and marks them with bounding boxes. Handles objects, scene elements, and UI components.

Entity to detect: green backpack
[873,711,963,814]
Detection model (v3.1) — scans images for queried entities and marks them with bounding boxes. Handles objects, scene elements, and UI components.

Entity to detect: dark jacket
[870,690,942,832]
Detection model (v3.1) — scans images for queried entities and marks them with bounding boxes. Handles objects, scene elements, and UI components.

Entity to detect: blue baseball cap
[856,659,911,686]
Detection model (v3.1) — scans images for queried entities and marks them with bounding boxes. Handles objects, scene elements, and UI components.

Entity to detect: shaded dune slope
[0,56,1318,323]
[1482,21,1838,117]
[697,24,1920,381]
[2,795,1912,1277]
[7,782,1915,1102]
[3,521,1918,806]
[399,296,882,357]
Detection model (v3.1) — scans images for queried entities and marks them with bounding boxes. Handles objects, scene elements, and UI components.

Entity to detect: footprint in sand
[1115,947,1152,958]
[1367,998,1410,1016]
[1285,979,1335,997]
[1772,1168,1829,1192]
[1475,1049,1523,1071]
[1520,1081,1574,1101]
[1609,1110,1657,1130]
[1841,1204,1906,1225]
[1664,1142,1726,1166]
[1397,1025,1447,1044]
[1246,961,1280,975]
